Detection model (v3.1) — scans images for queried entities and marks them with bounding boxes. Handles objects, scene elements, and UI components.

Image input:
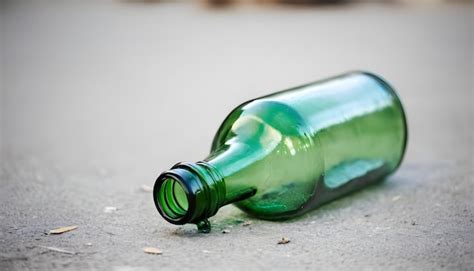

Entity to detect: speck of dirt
[242,221,252,227]
[277,237,290,245]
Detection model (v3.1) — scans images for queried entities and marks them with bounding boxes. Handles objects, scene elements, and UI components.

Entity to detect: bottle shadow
[278,176,399,224]
[163,161,432,237]
[168,178,398,237]
[167,168,416,237]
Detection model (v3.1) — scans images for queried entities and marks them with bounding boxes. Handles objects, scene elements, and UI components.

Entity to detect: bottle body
[153,71,407,227]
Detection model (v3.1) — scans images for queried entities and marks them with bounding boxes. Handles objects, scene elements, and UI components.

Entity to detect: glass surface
[154,71,407,226]
[207,71,407,219]
[157,177,189,219]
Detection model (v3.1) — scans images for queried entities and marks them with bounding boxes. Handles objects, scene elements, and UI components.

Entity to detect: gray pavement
[1,1,473,270]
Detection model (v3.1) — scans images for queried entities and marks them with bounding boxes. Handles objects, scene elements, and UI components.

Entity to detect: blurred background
[1,0,473,270]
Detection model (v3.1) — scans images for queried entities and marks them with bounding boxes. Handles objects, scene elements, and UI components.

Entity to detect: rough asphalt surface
[1,1,473,270]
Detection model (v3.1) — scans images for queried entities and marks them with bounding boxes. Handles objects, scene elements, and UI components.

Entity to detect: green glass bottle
[153,71,407,232]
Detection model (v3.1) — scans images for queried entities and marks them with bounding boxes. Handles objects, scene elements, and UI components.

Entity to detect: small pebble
[103,206,117,213]
[140,184,153,192]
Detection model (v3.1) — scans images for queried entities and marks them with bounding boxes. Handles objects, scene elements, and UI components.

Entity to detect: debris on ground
[103,206,117,213]
[143,247,162,255]
[277,237,290,245]
[171,227,184,235]
[242,221,252,227]
[140,184,153,192]
[392,195,401,202]
[222,229,230,234]
[38,245,76,255]
[0,255,28,261]
[49,226,78,235]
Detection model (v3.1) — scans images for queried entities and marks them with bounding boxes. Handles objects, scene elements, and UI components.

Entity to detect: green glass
[153,71,407,232]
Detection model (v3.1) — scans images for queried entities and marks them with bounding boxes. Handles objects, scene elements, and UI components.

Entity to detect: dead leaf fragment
[242,220,252,227]
[49,225,78,234]
[143,247,162,255]
[277,237,290,245]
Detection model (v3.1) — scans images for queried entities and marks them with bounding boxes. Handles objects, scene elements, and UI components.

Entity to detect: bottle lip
[153,162,225,225]
[153,170,197,225]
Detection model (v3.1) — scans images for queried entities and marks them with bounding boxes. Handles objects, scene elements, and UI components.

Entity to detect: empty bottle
[153,71,407,232]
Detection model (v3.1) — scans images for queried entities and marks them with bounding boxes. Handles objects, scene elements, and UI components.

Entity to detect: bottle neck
[153,144,260,226]
[205,143,260,204]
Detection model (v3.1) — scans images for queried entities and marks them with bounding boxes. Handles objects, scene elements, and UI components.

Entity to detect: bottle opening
[156,177,189,220]
[153,162,225,225]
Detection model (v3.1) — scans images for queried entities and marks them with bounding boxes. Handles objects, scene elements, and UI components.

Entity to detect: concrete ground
[1,1,473,270]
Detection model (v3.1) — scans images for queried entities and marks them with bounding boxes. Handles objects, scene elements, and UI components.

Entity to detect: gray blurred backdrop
[1,0,473,270]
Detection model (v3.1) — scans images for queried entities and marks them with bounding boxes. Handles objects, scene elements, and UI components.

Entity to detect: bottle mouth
[154,171,195,224]
[153,162,226,225]
[157,177,189,219]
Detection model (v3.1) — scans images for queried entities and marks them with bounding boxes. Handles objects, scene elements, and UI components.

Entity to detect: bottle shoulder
[211,98,315,151]
[209,98,325,217]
